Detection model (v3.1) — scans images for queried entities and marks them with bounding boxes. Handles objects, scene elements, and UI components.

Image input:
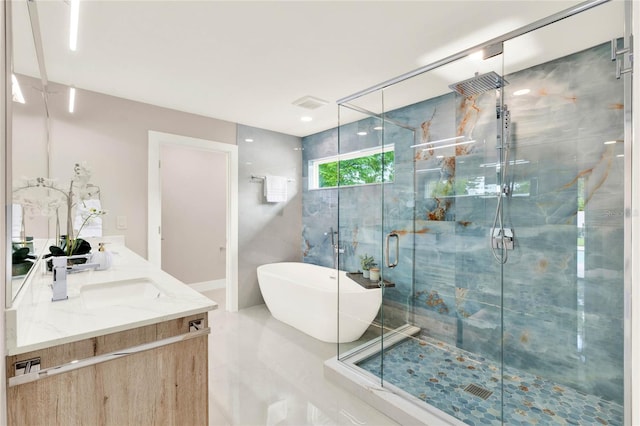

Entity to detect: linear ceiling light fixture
[411,135,476,153]
[479,159,530,168]
[11,74,25,104]
[422,139,476,152]
[68,87,76,113]
[69,0,80,51]
[410,136,465,149]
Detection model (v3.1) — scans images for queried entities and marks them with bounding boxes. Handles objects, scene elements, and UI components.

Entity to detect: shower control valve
[492,228,514,250]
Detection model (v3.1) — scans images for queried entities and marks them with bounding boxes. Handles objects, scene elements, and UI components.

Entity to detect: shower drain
[463,383,493,400]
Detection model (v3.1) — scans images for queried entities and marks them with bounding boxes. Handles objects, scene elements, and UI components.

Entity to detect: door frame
[148,130,238,312]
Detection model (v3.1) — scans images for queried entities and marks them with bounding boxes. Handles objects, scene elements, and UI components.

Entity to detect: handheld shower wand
[490,105,514,264]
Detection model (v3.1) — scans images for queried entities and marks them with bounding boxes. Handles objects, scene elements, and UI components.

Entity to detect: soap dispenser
[90,243,112,271]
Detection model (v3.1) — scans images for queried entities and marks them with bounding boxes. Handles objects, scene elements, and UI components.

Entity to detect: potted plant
[12,246,35,277]
[359,254,376,279]
[43,206,106,270]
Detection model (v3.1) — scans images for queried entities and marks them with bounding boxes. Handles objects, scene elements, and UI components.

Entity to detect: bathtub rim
[257,261,380,294]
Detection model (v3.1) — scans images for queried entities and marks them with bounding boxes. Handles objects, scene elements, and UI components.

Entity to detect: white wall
[237,125,302,309]
[160,144,226,284]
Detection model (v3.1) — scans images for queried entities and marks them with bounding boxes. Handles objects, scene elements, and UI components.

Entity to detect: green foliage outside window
[578,178,585,211]
[318,151,395,188]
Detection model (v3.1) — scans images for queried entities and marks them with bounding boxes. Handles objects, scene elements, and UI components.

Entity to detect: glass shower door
[377,51,508,424]
[334,89,416,371]
[338,45,509,424]
[336,95,386,360]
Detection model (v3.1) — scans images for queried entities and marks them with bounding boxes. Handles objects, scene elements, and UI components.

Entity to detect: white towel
[264,175,288,203]
[74,199,103,238]
[11,204,23,241]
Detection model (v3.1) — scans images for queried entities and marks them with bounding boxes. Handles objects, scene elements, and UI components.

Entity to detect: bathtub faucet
[324,227,339,250]
[326,227,344,269]
[327,227,338,247]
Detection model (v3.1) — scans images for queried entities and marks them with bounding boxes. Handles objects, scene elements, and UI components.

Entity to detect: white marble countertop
[6,237,217,356]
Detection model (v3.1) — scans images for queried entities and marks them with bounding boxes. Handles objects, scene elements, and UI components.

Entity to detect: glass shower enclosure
[333,1,628,424]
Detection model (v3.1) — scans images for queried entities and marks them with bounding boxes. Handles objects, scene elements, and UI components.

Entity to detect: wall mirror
[7,0,49,305]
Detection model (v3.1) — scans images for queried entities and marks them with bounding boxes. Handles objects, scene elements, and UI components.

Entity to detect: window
[309,145,395,189]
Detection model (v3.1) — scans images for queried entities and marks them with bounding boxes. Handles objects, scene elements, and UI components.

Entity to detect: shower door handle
[385,232,399,268]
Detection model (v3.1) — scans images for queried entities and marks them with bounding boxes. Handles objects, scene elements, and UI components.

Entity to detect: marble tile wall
[301,42,624,404]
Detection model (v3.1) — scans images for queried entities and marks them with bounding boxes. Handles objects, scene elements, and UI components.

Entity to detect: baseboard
[189,279,225,292]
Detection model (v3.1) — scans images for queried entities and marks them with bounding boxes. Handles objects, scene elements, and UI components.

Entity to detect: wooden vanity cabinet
[6,313,209,426]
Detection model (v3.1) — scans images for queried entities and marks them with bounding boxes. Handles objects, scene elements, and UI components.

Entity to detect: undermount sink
[80,278,164,309]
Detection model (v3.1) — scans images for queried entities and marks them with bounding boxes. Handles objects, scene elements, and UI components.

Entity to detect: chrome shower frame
[339,1,613,104]
[622,1,635,423]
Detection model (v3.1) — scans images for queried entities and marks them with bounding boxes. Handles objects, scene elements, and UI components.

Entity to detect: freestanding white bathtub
[257,262,382,343]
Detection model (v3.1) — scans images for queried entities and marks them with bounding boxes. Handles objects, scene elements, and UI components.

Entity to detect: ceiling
[11,0,624,138]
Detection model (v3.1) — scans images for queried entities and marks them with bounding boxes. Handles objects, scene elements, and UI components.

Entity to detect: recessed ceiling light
[68,87,76,113]
[468,51,483,61]
[373,126,383,131]
[11,74,25,104]
[300,116,313,122]
[69,0,80,51]
[514,89,531,96]
[604,140,618,145]
[616,154,624,158]
[244,138,254,143]
[357,131,367,136]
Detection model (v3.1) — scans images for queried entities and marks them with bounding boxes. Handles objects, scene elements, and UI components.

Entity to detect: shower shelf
[346,272,395,289]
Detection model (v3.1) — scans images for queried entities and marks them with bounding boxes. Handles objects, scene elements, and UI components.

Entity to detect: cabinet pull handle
[9,327,210,387]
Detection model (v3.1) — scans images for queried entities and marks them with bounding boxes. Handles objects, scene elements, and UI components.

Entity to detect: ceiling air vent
[292,95,328,110]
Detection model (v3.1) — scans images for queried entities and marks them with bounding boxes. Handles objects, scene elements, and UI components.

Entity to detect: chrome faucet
[51,255,99,302]
[325,227,344,269]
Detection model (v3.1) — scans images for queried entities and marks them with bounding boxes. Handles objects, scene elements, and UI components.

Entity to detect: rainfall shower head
[449,71,509,96]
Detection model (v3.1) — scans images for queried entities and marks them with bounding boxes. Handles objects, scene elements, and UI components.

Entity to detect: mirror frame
[4,0,13,309]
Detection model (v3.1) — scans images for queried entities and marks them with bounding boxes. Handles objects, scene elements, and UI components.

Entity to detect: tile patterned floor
[357,336,624,425]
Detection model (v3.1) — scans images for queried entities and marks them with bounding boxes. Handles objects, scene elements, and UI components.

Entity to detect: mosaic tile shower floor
[357,336,623,425]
